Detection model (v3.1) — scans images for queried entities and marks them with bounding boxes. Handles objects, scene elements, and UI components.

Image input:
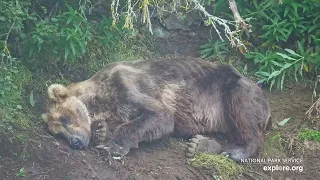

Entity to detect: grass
[189,153,243,179]
[262,132,287,158]
[298,128,320,142]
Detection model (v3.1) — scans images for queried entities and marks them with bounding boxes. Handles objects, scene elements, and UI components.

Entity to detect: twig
[187,167,205,180]
[306,75,320,118]
[82,159,99,179]
[305,98,320,116]
[311,75,320,104]
[48,2,59,19]
[31,168,54,177]
[2,22,15,63]
[188,0,247,50]
[228,0,251,34]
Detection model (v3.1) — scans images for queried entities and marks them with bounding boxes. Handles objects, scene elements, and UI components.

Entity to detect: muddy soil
[1,33,320,180]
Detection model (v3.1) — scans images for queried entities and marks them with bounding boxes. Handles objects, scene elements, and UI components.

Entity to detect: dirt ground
[1,32,320,180]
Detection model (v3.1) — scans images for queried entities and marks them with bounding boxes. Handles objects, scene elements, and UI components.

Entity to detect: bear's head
[42,84,91,149]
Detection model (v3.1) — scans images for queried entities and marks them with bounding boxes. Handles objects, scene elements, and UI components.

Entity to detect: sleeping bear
[42,57,271,162]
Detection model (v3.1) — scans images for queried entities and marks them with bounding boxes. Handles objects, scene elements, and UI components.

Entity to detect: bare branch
[188,0,246,50]
[107,0,250,50]
[228,0,251,34]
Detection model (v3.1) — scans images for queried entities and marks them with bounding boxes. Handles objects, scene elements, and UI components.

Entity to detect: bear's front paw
[91,120,108,146]
[95,141,130,160]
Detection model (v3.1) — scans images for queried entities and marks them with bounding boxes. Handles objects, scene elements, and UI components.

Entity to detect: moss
[189,153,243,179]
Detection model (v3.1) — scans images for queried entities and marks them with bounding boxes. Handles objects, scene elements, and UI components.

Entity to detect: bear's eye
[59,115,72,127]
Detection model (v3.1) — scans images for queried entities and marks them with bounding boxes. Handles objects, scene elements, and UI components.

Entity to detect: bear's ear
[48,84,69,102]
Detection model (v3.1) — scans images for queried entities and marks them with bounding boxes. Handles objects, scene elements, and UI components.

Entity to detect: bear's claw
[91,120,108,146]
[95,144,126,165]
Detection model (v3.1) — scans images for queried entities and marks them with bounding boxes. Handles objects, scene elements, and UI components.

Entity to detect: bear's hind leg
[220,79,270,162]
[185,134,262,163]
[185,135,223,158]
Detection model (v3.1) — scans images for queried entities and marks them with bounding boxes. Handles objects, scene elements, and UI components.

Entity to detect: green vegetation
[263,132,287,158]
[200,0,320,91]
[200,40,229,63]
[189,153,243,179]
[26,5,91,65]
[0,0,151,152]
[15,167,25,178]
[0,59,32,143]
[298,128,320,142]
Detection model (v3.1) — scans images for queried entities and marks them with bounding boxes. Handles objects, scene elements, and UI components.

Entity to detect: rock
[161,12,198,31]
[152,25,171,38]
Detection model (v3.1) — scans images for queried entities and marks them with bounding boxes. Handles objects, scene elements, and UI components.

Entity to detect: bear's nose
[70,137,84,149]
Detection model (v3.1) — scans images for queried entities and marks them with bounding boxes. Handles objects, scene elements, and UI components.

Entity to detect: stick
[187,167,205,180]
[228,0,251,34]
[82,159,100,180]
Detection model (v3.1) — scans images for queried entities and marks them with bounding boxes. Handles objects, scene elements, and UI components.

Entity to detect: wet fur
[45,57,271,161]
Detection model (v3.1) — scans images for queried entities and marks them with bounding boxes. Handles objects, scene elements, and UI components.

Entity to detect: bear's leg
[185,82,270,162]
[96,108,175,156]
[185,135,222,157]
[184,134,262,162]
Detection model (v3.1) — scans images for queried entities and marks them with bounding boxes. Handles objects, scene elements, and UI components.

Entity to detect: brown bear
[42,57,271,162]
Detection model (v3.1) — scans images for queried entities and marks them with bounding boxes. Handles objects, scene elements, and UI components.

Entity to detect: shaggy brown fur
[43,57,271,161]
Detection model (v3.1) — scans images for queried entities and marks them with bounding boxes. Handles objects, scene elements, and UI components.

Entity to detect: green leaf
[268,70,281,80]
[77,39,86,54]
[278,117,291,126]
[30,90,35,107]
[271,60,284,67]
[282,63,292,70]
[64,47,69,60]
[16,167,25,177]
[269,78,275,92]
[276,76,281,90]
[256,71,270,77]
[70,41,76,56]
[292,3,298,17]
[66,34,72,41]
[284,49,302,57]
[276,53,296,61]
[308,25,318,33]
[297,41,304,54]
[284,6,289,17]
[67,16,73,24]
